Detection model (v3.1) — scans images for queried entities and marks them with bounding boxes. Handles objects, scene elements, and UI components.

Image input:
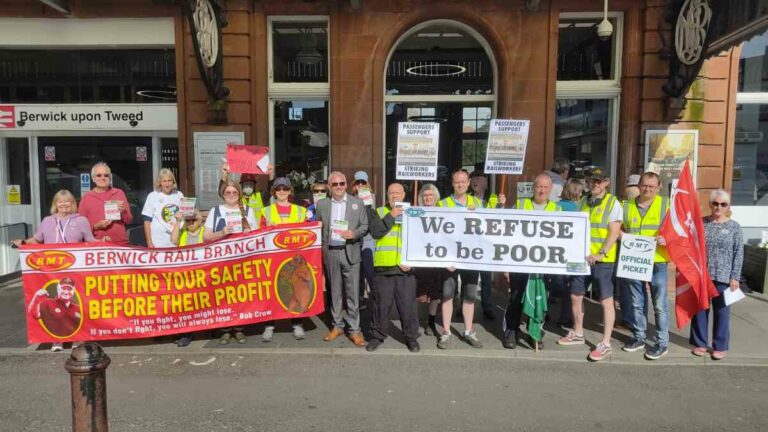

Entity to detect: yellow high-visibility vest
[578,193,620,263]
[622,195,670,263]
[242,193,264,219]
[437,195,483,208]
[516,198,560,212]
[373,206,402,267]
[261,203,307,226]
[179,228,204,246]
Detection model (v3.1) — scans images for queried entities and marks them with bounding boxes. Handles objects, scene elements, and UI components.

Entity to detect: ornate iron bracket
[184,0,230,104]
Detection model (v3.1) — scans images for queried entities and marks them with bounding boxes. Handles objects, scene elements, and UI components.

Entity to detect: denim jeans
[624,263,669,346]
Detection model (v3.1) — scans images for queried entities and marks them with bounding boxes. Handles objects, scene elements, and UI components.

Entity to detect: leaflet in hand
[104,201,121,221]
[180,197,197,218]
[313,192,327,204]
[226,210,243,233]
[394,202,411,223]
[331,219,349,242]
[358,187,374,207]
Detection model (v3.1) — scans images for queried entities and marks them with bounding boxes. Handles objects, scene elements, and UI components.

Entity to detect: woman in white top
[203,180,257,344]
[141,168,184,248]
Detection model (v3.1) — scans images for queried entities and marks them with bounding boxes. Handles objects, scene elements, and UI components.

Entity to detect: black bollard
[65,343,111,432]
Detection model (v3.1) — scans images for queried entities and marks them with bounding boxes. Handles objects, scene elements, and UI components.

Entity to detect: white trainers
[262,326,275,342]
[50,343,63,352]
[292,324,305,340]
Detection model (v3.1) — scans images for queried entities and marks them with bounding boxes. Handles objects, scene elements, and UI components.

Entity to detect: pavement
[2,276,767,367]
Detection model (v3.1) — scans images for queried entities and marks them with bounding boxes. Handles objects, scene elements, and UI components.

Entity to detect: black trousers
[370,273,420,343]
[504,273,557,334]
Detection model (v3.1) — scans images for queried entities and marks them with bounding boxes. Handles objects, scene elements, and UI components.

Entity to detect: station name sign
[0,104,177,131]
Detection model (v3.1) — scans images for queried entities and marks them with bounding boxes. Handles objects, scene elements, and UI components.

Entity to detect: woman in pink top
[78,162,133,244]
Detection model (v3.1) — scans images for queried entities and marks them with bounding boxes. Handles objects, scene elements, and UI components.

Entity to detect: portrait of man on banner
[644,129,698,196]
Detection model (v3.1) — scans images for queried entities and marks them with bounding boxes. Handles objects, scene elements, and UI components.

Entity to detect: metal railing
[0,222,29,281]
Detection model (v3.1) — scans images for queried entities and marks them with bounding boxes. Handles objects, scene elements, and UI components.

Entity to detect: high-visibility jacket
[622,195,670,263]
[577,193,620,263]
[261,203,307,226]
[179,228,204,246]
[242,193,265,220]
[437,195,484,208]
[373,206,402,267]
[516,198,561,212]
[471,192,498,208]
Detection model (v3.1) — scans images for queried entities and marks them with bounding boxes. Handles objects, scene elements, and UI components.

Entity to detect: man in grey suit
[316,171,369,347]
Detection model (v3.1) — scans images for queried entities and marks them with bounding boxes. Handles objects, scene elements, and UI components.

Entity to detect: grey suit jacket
[316,194,369,264]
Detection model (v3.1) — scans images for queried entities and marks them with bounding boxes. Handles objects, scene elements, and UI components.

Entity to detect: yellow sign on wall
[6,185,21,205]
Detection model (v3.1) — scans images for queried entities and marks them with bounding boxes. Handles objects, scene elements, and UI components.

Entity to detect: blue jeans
[624,263,669,347]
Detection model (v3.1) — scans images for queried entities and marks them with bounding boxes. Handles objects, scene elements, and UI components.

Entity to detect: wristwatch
[598,249,607,256]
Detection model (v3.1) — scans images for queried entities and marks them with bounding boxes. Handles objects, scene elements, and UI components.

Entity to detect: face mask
[242,186,254,196]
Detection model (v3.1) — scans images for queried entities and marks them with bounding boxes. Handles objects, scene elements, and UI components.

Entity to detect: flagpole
[413,180,419,204]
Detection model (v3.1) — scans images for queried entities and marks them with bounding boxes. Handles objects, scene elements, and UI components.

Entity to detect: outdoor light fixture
[295,28,324,65]
[597,0,613,40]
[405,63,466,77]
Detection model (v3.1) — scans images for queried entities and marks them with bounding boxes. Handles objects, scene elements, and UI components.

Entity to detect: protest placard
[401,207,590,275]
[20,223,324,343]
[226,144,270,174]
[616,233,656,282]
[396,122,439,181]
[484,119,530,174]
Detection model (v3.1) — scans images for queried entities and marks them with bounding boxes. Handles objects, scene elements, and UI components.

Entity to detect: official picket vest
[373,206,402,267]
[622,195,670,263]
[179,228,205,246]
[261,203,307,226]
[471,192,498,208]
[516,198,560,212]
[437,195,484,209]
[578,193,620,262]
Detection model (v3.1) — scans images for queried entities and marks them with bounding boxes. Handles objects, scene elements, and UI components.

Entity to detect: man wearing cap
[504,172,562,349]
[557,167,622,362]
[316,171,369,347]
[365,182,420,352]
[27,277,82,351]
[620,171,670,360]
[351,171,376,306]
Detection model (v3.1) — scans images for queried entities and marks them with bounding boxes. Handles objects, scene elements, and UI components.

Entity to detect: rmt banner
[401,207,590,275]
[20,223,324,343]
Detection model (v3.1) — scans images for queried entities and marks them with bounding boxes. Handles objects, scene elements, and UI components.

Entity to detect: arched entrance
[383,20,497,197]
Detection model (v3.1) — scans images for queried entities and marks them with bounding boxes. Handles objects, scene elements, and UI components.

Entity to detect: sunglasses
[93,173,110,178]
[711,201,729,208]
[354,180,367,185]
[274,186,290,192]
[331,182,346,187]
[312,189,327,194]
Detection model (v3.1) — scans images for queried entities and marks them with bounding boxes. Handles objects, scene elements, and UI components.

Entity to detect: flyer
[484,119,530,174]
[358,186,374,207]
[396,122,439,181]
[104,201,121,221]
[226,210,243,233]
[180,197,197,218]
[331,219,349,243]
[394,201,411,223]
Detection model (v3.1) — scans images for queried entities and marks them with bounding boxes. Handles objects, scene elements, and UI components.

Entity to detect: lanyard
[55,216,71,244]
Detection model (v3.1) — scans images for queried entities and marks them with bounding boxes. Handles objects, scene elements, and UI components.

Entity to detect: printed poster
[644,129,698,196]
[484,119,530,174]
[396,122,439,181]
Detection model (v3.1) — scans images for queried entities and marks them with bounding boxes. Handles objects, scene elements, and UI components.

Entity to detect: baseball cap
[354,171,369,183]
[626,174,641,187]
[272,177,291,188]
[59,277,75,288]
[585,166,609,181]
[469,169,486,178]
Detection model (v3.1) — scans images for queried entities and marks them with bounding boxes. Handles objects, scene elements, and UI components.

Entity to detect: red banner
[225,144,269,174]
[20,223,324,343]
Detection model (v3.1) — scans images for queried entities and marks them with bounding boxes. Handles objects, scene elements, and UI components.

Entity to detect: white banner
[484,119,530,174]
[616,233,656,282]
[396,122,439,181]
[0,104,177,131]
[401,207,590,275]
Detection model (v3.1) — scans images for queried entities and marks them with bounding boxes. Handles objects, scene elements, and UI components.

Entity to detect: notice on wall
[44,146,56,161]
[400,207,591,275]
[6,185,21,205]
[80,173,91,196]
[644,129,698,196]
[194,132,245,210]
[0,104,177,131]
[396,122,439,181]
[616,234,656,282]
[226,144,270,174]
[484,119,530,174]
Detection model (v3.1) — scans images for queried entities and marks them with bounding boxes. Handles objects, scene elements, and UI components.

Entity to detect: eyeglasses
[93,173,110,178]
[331,182,346,187]
[711,201,729,208]
[312,189,327,194]
[274,186,290,192]
[354,180,367,185]
[223,191,239,196]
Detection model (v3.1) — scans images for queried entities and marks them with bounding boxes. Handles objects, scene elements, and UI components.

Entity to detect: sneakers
[292,324,305,340]
[218,332,232,345]
[557,331,585,345]
[464,330,483,349]
[50,343,64,352]
[262,326,274,343]
[234,331,247,344]
[644,344,668,360]
[502,329,517,349]
[691,346,708,357]
[622,338,645,352]
[588,342,612,362]
[437,332,451,349]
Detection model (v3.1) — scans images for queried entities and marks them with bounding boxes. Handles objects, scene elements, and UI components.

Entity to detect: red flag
[659,160,718,329]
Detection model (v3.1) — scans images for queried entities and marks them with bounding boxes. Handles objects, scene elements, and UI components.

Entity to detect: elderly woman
[204,180,258,344]
[12,190,96,352]
[414,183,444,337]
[141,168,184,248]
[690,189,743,361]
[79,162,133,244]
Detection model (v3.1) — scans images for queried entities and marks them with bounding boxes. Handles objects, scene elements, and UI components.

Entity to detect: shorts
[442,269,480,302]
[569,262,615,301]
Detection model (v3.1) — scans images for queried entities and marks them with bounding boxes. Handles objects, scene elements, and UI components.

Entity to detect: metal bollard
[65,342,111,432]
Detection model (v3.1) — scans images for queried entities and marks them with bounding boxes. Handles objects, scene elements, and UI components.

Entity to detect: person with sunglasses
[691,189,743,361]
[79,162,133,244]
[315,171,369,347]
[259,177,309,342]
[307,181,329,222]
[620,171,671,360]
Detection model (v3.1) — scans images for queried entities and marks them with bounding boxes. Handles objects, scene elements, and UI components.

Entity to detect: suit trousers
[370,273,420,343]
[324,248,361,333]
